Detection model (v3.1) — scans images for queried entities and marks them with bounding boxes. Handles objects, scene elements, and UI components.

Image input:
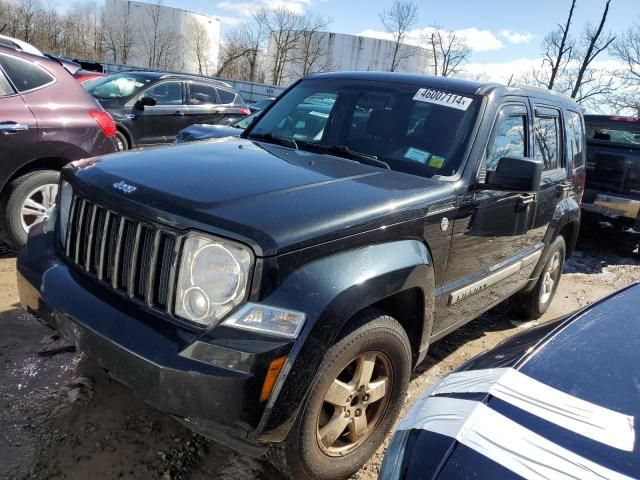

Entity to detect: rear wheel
[0,170,60,249]
[511,236,566,320]
[268,309,411,480]
[115,130,129,151]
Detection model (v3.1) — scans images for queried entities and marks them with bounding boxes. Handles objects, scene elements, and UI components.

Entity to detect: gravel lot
[1,231,638,480]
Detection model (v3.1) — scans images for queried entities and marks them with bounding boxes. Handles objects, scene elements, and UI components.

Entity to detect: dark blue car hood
[66,137,452,256]
[174,124,242,143]
[401,282,640,480]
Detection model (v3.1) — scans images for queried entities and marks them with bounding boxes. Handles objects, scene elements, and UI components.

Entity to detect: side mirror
[134,96,157,109]
[485,156,542,192]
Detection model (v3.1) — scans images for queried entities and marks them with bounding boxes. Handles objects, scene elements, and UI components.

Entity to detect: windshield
[586,121,640,146]
[247,78,481,177]
[87,73,154,99]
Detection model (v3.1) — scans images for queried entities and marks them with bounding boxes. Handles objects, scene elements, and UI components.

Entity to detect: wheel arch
[115,123,134,149]
[0,157,68,195]
[255,239,435,442]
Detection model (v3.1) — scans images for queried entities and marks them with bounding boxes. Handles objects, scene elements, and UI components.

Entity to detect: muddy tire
[0,170,60,250]
[268,309,411,480]
[511,236,566,320]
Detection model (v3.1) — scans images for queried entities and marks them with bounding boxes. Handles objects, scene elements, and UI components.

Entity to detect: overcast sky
[57,0,640,83]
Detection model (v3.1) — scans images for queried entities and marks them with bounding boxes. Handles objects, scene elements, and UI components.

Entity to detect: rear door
[184,82,224,126]
[436,100,540,333]
[0,54,40,189]
[527,104,568,246]
[134,80,187,145]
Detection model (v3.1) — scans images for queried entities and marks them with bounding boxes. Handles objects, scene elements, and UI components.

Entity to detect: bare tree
[294,14,332,77]
[260,6,304,85]
[15,0,40,42]
[102,1,137,64]
[570,0,615,99]
[187,18,212,75]
[541,0,576,90]
[139,1,181,70]
[609,20,640,115]
[378,0,418,72]
[425,27,471,77]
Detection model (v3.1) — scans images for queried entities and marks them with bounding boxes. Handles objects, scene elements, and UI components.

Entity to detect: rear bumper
[581,189,640,227]
[17,231,292,454]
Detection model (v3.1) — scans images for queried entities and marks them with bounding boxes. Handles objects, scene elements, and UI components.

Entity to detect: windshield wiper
[298,143,390,170]
[249,132,298,149]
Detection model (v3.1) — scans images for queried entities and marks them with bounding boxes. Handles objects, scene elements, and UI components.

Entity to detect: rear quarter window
[217,89,236,104]
[567,111,585,169]
[0,54,54,92]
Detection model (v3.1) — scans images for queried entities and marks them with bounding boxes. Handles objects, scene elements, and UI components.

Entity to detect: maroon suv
[0,44,117,249]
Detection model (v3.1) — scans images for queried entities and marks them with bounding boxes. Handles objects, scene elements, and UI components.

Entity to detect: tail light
[239,107,251,116]
[89,109,117,138]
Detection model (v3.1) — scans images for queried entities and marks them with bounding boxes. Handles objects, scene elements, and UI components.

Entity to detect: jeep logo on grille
[113,181,137,194]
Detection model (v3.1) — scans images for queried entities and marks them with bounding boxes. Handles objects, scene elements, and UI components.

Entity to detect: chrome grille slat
[61,193,178,316]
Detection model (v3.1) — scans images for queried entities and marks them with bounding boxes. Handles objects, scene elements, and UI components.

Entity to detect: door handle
[0,122,29,133]
[172,111,184,117]
[559,181,572,192]
[517,192,536,209]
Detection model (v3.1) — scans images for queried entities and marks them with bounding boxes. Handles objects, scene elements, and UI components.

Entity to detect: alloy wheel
[316,351,392,457]
[540,251,562,304]
[20,183,58,234]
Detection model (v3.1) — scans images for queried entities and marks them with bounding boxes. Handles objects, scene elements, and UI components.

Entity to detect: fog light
[184,287,209,320]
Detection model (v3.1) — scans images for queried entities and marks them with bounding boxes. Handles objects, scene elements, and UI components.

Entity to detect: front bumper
[17,231,292,455]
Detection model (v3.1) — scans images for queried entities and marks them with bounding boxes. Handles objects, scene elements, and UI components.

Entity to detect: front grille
[64,194,179,313]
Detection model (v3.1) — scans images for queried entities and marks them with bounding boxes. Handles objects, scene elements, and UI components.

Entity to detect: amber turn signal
[260,356,287,402]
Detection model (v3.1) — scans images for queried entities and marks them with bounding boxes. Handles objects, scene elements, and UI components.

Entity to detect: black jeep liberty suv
[17,73,585,480]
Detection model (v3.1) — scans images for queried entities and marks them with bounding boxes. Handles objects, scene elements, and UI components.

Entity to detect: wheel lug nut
[345,410,350,417]
[355,409,361,417]
[363,394,369,402]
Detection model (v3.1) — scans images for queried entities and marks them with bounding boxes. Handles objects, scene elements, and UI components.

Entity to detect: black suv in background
[18,73,585,480]
[0,44,116,249]
[86,72,250,150]
[582,115,640,246]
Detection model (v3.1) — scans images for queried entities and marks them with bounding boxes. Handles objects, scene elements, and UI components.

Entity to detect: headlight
[175,234,253,326]
[222,303,306,338]
[378,430,412,480]
[58,180,73,248]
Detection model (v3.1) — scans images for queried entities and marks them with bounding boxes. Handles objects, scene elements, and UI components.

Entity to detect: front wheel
[115,131,129,151]
[511,235,566,320]
[268,309,411,480]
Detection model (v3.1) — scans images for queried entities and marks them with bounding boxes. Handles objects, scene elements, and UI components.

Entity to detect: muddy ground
[1,231,638,480]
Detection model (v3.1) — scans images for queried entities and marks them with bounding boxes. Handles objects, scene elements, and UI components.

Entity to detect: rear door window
[217,89,236,104]
[0,54,54,92]
[533,111,561,170]
[188,83,218,105]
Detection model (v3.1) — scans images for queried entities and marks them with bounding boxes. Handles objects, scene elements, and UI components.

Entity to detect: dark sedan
[174,102,332,144]
[86,72,250,150]
[381,282,640,480]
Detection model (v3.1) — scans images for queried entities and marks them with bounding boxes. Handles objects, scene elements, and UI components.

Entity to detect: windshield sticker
[428,155,445,168]
[404,147,430,164]
[413,88,473,111]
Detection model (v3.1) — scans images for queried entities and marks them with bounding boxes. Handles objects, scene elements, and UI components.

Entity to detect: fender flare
[254,239,435,441]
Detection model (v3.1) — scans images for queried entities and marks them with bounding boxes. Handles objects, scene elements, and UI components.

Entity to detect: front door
[434,101,540,333]
[133,81,187,145]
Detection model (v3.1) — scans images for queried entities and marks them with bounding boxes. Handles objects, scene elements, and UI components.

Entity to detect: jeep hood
[67,137,453,256]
